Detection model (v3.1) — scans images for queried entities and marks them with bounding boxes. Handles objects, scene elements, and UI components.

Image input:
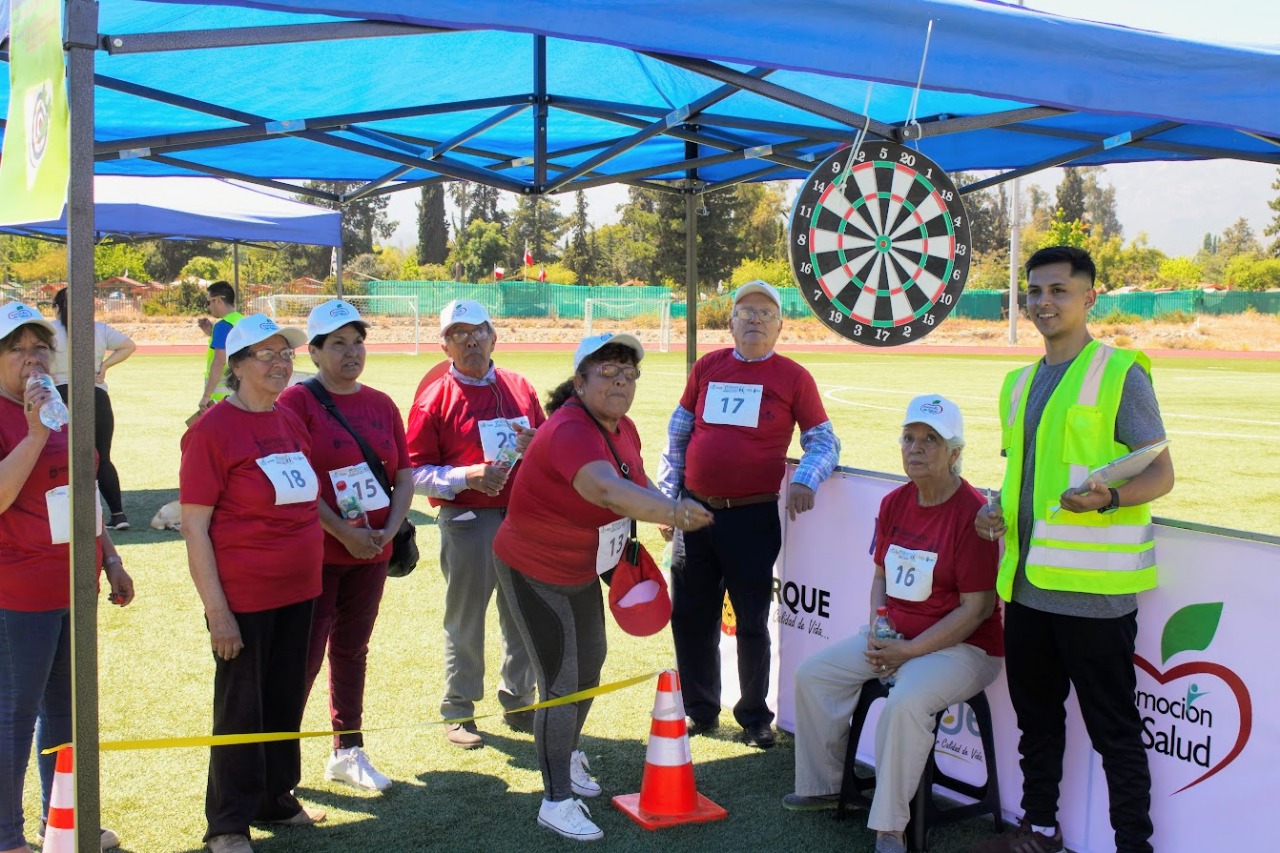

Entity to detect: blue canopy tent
[1,175,342,245]
[2,2,1279,844]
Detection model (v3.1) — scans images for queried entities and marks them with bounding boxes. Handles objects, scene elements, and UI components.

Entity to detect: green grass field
[27,347,1280,852]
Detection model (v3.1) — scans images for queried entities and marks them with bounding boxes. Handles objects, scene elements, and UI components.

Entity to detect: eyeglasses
[247,347,295,363]
[592,364,641,381]
[732,307,779,322]
[444,326,491,345]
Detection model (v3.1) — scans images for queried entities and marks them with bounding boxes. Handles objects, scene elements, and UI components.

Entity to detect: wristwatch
[1097,487,1121,515]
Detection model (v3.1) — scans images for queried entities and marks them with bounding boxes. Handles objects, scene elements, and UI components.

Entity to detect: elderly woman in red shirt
[0,303,133,853]
[181,314,325,853]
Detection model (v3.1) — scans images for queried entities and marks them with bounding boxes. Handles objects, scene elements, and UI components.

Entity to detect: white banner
[717,467,1274,851]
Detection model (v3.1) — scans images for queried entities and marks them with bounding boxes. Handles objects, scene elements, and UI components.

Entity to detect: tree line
[3,168,1279,297]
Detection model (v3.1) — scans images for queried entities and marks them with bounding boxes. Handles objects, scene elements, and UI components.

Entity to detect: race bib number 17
[703,382,763,427]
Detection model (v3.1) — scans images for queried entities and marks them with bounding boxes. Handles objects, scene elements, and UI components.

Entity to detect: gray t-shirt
[1013,355,1165,618]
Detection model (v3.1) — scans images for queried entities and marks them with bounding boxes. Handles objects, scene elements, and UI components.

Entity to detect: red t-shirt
[179,402,323,613]
[494,402,646,586]
[874,480,1003,657]
[0,400,102,611]
[406,367,546,508]
[277,383,411,565]
[680,348,829,498]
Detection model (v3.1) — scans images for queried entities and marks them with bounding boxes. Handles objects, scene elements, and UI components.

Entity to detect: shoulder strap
[302,378,393,494]
[573,401,638,542]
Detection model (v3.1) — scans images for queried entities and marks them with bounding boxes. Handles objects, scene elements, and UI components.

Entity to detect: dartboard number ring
[788,141,971,346]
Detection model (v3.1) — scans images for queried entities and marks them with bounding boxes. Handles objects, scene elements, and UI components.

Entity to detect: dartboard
[788,141,971,346]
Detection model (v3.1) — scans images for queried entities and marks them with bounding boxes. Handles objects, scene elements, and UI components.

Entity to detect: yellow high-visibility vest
[204,310,244,401]
[996,340,1158,600]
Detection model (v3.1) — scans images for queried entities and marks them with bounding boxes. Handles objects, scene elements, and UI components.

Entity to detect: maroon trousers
[304,560,389,749]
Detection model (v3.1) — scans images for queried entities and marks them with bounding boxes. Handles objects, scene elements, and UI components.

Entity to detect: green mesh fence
[366,281,1279,323]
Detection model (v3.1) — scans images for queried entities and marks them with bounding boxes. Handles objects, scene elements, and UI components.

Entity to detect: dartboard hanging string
[836,84,875,192]
[904,18,936,150]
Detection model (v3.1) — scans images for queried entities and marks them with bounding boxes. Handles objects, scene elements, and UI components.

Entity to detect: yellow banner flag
[0,0,70,226]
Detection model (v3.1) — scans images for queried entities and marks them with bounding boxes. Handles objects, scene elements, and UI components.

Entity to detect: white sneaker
[538,798,603,842]
[570,750,601,798]
[325,746,392,791]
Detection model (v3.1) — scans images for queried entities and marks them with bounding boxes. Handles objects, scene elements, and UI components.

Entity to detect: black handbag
[303,378,419,577]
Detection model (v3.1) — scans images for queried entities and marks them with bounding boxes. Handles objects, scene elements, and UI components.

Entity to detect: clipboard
[1071,439,1171,495]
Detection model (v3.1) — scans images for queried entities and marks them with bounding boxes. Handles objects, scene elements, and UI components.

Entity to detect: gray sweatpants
[793,628,1002,832]
[437,505,535,719]
[493,555,606,802]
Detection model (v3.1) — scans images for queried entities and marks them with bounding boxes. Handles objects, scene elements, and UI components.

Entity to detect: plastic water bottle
[872,605,901,686]
[334,480,369,528]
[26,373,68,431]
[493,445,521,472]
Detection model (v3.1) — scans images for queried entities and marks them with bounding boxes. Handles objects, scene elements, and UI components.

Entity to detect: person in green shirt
[197,281,245,411]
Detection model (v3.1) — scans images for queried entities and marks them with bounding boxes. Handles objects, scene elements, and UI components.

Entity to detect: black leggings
[55,384,123,515]
[493,555,606,802]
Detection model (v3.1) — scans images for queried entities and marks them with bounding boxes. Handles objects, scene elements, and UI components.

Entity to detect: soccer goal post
[253,294,420,355]
[583,293,672,353]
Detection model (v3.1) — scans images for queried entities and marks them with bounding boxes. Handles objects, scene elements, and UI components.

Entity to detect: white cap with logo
[440,299,492,335]
[902,394,964,441]
[0,302,56,340]
[732,279,782,308]
[225,313,308,356]
[573,332,645,372]
[306,299,366,340]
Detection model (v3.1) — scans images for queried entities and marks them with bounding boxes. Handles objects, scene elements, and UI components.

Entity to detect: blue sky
[385,0,1278,258]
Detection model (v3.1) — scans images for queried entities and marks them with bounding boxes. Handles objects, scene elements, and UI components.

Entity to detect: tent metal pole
[233,244,241,306]
[544,68,773,193]
[336,245,344,298]
[646,52,897,138]
[566,138,815,193]
[1008,180,1021,344]
[65,2,103,848]
[685,138,699,376]
[896,106,1071,141]
[145,154,338,199]
[534,35,548,192]
[102,20,444,54]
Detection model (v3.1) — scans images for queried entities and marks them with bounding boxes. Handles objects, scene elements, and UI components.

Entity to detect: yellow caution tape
[44,670,660,754]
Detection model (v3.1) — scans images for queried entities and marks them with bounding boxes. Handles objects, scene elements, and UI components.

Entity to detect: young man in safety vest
[972,246,1173,853]
[197,280,244,411]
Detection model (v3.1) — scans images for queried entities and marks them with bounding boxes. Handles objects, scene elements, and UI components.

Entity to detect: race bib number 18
[256,452,319,506]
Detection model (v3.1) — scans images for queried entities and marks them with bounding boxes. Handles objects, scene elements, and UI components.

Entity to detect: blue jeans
[0,608,71,849]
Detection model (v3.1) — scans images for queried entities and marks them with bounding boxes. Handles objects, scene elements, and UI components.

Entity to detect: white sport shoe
[325,746,392,791]
[570,750,601,798]
[537,798,603,842]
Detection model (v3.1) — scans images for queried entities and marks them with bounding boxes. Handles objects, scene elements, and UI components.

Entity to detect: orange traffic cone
[613,669,728,829]
[43,746,75,852]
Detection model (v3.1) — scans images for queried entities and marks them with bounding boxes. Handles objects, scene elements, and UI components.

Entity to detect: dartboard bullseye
[788,141,971,346]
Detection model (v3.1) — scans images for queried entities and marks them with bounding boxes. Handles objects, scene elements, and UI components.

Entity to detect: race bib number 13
[256,452,319,505]
[596,517,630,576]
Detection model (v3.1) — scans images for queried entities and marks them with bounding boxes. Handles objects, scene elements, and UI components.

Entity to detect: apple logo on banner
[1134,602,1252,794]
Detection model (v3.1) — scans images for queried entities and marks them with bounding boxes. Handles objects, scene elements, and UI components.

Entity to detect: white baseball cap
[573,332,645,372]
[0,302,56,340]
[225,313,308,356]
[902,394,964,441]
[306,299,367,340]
[732,279,781,308]
[439,299,492,335]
